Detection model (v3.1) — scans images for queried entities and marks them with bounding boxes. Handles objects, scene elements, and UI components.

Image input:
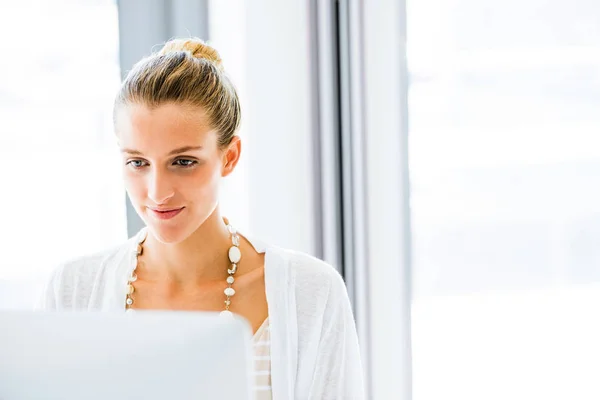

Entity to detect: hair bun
[159,38,223,70]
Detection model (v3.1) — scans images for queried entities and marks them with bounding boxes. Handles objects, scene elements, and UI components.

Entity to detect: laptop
[0,310,254,400]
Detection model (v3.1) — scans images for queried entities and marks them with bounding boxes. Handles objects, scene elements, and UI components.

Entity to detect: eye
[126,159,148,169]
[174,159,198,167]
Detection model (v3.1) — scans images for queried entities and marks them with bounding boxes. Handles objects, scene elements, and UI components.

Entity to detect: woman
[39,38,364,399]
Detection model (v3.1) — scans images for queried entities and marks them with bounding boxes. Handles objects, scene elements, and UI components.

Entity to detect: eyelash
[126,160,147,169]
[126,159,199,169]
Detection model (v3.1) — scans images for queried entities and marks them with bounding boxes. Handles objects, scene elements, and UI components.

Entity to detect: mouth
[148,207,185,220]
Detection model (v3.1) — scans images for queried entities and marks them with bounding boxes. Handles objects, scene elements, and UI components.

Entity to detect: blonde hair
[115,38,240,148]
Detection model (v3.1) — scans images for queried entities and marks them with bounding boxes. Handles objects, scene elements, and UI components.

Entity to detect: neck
[141,208,232,284]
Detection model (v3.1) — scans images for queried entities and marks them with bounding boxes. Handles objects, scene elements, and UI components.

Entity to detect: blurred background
[1,0,600,399]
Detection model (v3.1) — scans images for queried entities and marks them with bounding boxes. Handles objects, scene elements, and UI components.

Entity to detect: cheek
[192,167,219,191]
[186,163,222,196]
[122,170,145,198]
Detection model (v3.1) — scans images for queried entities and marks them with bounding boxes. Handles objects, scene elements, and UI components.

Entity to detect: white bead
[228,246,241,263]
[126,298,133,306]
[232,235,240,247]
[220,310,234,318]
[227,224,237,235]
[224,300,231,306]
[228,264,238,275]
[224,287,235,297]
[128,273,137,282]
[227,276,235,284]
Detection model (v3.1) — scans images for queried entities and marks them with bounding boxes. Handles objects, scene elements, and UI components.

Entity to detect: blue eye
[127,159,147,168]
[174,159,197,167]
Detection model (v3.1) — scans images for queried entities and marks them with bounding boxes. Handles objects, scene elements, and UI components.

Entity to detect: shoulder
[288,249,345,291]
[57,244,127,285]
[267,245,349,313]
[39,234,138,310]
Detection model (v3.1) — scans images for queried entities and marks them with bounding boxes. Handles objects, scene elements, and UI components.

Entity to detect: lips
[148,207,184,220]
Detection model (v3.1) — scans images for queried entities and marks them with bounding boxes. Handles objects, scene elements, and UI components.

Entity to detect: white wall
[210,0,319,256]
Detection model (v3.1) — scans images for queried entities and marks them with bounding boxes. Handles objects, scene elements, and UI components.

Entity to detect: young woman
[40,38,364,399]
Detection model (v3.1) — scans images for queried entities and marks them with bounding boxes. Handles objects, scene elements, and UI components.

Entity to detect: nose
[147,168,175,205]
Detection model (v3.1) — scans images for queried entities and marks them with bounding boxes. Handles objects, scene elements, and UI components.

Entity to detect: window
[409,0,600,398]
[0,0,126,309]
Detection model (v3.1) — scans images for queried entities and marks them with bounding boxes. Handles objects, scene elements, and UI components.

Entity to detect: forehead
[115,103,217,152]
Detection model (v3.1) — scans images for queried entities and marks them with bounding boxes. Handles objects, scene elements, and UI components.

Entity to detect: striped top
[252,318,272,399]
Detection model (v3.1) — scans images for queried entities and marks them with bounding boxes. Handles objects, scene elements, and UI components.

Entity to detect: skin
[115,102,268,334]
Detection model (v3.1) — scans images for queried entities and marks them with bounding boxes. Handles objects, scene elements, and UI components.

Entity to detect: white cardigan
[39,229,365,399]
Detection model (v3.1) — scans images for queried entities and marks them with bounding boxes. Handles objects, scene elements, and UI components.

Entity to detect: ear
[221,136,242,177]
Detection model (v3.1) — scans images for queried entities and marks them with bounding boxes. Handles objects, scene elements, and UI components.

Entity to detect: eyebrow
[121,146,204,156]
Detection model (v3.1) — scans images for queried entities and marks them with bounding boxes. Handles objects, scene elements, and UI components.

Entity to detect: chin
[146,223,194,244]
[139,210,195,243]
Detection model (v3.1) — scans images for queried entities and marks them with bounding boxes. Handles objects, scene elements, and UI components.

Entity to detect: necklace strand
[125,220,241,317]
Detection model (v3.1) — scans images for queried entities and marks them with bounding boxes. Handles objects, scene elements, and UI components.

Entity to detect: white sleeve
[308,270,366,399]
[35,266,62,310]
